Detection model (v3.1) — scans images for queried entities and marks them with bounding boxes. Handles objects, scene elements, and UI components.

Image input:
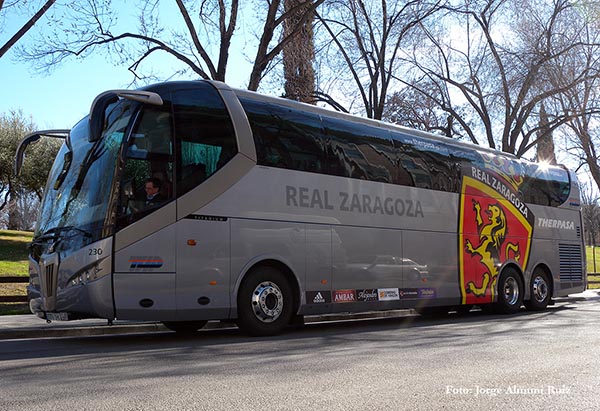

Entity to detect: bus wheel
[495,268,523,314]
[162,321,207,334]
[524,269,551,311]
[237,267,294,336]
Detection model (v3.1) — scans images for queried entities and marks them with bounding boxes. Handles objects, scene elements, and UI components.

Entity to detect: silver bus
[16,81,586,336]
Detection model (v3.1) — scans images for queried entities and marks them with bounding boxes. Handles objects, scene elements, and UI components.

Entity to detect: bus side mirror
[89,92,119,142]
[14,130,69,175]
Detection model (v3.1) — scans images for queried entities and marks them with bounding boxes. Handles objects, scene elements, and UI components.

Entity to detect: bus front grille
[43,263,57,299]
[558,244,584,282]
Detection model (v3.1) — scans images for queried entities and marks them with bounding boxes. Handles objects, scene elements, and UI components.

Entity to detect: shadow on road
[0,300,591,367]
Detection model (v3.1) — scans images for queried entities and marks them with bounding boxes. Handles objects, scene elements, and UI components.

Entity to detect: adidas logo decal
[313,292,325,303]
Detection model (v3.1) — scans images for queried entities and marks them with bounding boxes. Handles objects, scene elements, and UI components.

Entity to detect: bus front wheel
[237,266,294,336]
[495,268,524,314]
[524,269,551,311]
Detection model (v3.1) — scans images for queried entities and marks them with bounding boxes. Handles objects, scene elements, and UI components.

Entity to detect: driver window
[172,86,237,197]
[117,107,174,226]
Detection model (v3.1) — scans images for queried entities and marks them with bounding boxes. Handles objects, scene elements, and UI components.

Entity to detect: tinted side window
[521,164,570,206]
[322,116,395,183]
[173,86,237,196]
[449,145,484,192]
[240,98,326,173]
[390,132,455,192]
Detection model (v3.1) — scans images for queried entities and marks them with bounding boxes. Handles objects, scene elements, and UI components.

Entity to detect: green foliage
[0,111,32,189]
[0,110,62,229]
[0,110,62,198]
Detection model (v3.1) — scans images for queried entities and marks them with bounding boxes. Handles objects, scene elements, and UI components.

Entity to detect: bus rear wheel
[524,269,551,311]
[162,320,207,334]
[237,266,294,336]
[495,268,523,314]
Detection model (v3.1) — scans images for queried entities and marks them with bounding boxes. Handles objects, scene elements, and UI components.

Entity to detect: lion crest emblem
[464,200,520,300]
[459,173,533,305]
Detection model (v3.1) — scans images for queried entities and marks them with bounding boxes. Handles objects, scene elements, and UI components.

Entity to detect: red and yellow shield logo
[459,172,533,305]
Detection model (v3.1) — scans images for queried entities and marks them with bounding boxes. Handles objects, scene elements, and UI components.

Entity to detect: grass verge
[0,230,33,276]
[1,230,32,315]
[0,304,29,316]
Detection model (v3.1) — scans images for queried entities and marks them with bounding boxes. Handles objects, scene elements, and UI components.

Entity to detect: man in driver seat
[144,177,165,208]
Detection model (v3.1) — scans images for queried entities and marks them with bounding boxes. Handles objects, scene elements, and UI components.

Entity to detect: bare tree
[399,0,600,157]
[383,78,456,136]
[316,0,443,119]
[0,0,57,58]
[19,0,324,91]
[248,0,324,90]
[545,18,600,191]
[581,182,600,254]
[282,0,316,103]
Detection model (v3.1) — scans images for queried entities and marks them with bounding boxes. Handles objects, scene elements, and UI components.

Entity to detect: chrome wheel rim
[503,277,520,306]
[532,276,549,303]
[251,281,284,323]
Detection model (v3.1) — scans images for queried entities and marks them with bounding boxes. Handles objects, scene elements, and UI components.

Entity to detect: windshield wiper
[33,226,93,245]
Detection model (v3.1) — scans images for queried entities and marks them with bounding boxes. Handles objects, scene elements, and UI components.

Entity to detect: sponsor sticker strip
[306,288,437,303]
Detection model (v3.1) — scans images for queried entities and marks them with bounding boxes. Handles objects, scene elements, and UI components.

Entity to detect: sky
[0,2,253,129]
[0,4,148,129]
[1,53,136,129]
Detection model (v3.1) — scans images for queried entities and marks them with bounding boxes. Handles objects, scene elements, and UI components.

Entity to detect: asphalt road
[1,298,599,411]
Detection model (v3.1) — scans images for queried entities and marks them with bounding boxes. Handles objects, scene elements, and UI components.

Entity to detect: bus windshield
[35,99,136,247]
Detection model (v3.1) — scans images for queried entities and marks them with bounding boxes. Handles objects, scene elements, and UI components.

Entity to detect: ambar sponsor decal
[356,289,378,302]
[333,289,356,303]
[378,288,400,301]
[306,291,332,304]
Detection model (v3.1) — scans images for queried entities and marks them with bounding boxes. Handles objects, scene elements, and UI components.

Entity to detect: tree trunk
[6,187,20,230]
[535,103,557,164]
[283,0,315,103]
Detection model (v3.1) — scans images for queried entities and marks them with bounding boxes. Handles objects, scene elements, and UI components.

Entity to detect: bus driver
[144,177,165,208]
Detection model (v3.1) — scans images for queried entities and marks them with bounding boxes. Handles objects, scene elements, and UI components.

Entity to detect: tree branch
[0,0,57,58]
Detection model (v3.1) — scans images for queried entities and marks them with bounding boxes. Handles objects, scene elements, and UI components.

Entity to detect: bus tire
[236,266,294,336]
[162,320,207,334]
[524,269,551,311]
[495,267,523,314]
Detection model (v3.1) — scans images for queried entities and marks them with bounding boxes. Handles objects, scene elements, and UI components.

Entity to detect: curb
[0,310,415,341]
[1,291,597,341]
[0,322,168,340]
